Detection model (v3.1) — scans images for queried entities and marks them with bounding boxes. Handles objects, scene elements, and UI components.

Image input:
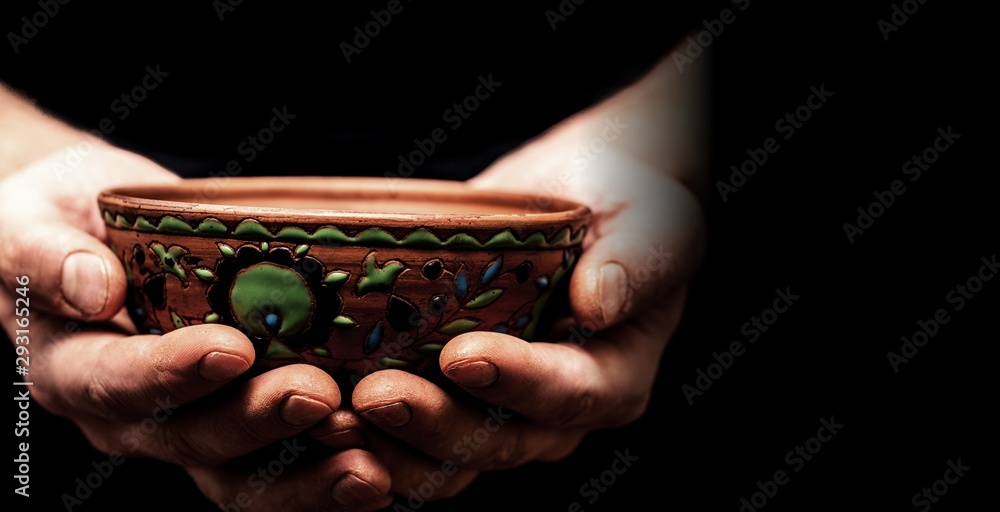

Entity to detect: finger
[569,170,703,330]
[353,370,584,470]
[440,289,686,428]
[310,411,480,499]
[363,431,479,501]
[188,448,393,512]
[36,323,255,422]
[311,409,369,451]
[0,221,127,320]
[114,363,341,468]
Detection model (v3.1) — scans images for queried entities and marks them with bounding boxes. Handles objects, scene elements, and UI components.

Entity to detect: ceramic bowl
[98,177,590,378]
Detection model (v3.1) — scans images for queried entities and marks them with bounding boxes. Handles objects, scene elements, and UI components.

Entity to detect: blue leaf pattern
[481,255,503,285]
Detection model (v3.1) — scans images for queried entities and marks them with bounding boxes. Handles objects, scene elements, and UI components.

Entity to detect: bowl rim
[99,177,591,232]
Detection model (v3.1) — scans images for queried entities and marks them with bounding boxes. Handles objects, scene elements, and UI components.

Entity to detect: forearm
[0,83,95,176]
[556,45,710,199]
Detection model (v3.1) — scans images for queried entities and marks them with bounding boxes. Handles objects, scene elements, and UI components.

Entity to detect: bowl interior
[101,177,587,220]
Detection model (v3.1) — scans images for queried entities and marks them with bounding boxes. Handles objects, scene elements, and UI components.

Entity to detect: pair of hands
[1,86,703,511]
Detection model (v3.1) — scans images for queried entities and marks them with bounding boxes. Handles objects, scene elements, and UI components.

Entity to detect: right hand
[0,142,393,511]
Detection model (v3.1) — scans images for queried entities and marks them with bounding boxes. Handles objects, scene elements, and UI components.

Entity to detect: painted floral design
[357,248,579,369]
[207,244,344,353]
[111,225,581,376]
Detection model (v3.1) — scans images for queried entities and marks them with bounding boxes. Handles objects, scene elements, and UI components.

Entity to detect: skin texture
[0,43,706,510]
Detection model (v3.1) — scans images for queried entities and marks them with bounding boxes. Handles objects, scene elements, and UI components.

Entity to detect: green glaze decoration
[324,270,351,286]
[193,267,215,281]
[150,243,189,281]
[465,288,504,309]
[135,217,157,230]
[378,357,410,368]
[104,210,586,249]
[265,340,300,359]
[196,219,228,234]
[229,263,314,337]
[158,216,195,233]
[170,310,186,329]
[417,343,444,354]
[356,252,407,297]
[438,318,480,334]
[217,243,235,257]
[332,315,357,328]
[233,219,273,237]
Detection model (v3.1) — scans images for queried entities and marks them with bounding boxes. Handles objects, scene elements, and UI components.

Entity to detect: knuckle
[482,433,529,470]
[144,341,188,400]
[85,371,134,422]
[548,385,600,428]
[159,425,217,468]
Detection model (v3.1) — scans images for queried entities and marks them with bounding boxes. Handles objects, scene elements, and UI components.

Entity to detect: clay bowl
[98,177,590,378]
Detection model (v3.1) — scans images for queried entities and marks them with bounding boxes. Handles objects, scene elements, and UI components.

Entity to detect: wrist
[0,84,98,176]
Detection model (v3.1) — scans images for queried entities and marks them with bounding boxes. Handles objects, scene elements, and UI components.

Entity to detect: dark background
[4,1,992,511]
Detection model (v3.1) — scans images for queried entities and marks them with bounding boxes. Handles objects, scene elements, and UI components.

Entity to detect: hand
[0,143,395,511]
[344,51,707,505]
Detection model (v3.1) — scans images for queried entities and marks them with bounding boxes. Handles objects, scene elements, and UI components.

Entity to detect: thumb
[0,221,126,321]
[569,174,704,330]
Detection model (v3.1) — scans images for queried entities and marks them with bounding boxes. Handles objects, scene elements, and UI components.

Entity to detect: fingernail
[332,474,381,506]
[359,402,412,428]
[198,351,250,382]
[280,395,334,426]
[444,360,499,388]
[61,251,109,316]
[598,262,627,328]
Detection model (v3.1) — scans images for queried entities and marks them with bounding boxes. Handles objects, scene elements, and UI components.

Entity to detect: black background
[3,1,992,511]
